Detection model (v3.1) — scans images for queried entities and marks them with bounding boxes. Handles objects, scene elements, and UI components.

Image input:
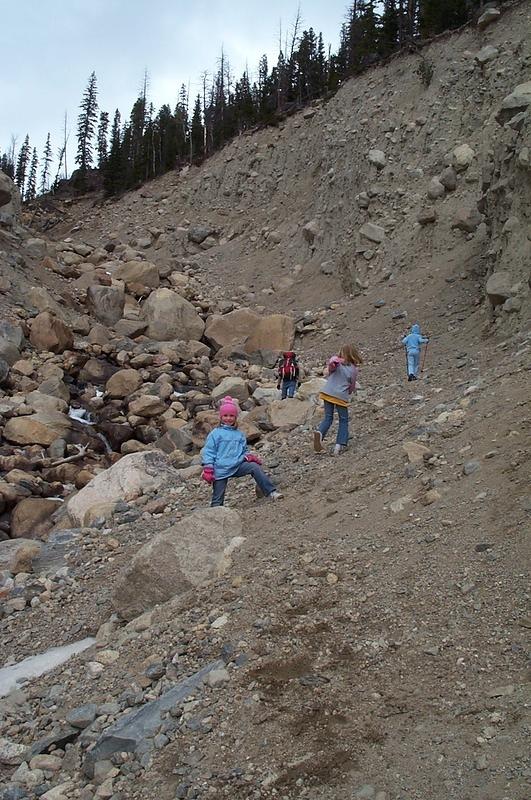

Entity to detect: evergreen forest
[0,0,491,201]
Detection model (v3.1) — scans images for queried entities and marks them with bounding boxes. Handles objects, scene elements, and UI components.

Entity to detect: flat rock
[83,660,225,777]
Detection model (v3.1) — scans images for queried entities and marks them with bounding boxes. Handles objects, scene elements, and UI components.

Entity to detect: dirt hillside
[0,4,530,800]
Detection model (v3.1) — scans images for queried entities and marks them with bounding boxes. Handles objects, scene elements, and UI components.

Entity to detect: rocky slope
[0,4,530,800]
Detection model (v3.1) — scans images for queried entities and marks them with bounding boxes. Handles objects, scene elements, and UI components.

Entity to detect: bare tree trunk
[63,112,68,179]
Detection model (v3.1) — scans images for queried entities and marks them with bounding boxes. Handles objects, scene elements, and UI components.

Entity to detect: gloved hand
[201,466,215,484]
[244,453,262,465]
[328,355,343,372]
[276,382,281,390]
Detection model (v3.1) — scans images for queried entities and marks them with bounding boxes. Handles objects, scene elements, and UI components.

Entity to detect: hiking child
[276,350,300,399]
[402,323,429,381]
[313,344,362,456]
[201,395,283,507]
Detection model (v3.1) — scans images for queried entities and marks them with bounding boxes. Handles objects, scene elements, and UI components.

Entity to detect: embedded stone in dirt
[111,506,244,620]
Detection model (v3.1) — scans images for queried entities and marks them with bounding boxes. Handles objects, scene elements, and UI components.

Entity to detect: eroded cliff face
[155,2,529,326]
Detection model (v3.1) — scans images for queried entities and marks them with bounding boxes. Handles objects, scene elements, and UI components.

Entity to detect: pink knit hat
[219,396,239,418]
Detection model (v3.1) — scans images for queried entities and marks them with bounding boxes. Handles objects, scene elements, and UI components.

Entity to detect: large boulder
[486,271,513,307]
[112,260,160,290]
[141,288,205,341]
[66,450,179,526]
[112,507,244,620]
[3,411,72,446]
[25,390,68,414]
[205,308,294,354]
[477,7,501,30]
[86,285,125,326]
[496,81,531,124]
[105,369,143,399]
[79,358,117,385]
[266,399,314,429]
[0,321,24,365]
[128,394,167,417]
[10,497,62,539]
[29,312,73,354]
[296,377,326,401]
[211,377,249,405]
[0,169,21,226]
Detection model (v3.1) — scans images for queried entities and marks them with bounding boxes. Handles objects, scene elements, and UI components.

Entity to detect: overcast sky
[1,1,350,175]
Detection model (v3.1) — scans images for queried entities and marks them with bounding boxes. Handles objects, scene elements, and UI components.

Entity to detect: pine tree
[25,148,38,201]
[97,111,109,169]
[39,133,53,194]
[76,71,98,180]
[104,109,122,195]
[190,94,204,162]
[0,150,15,179]
[15,135,31,195]
[418,0,469,37]
[129,95,147,184]
[232,70,255,133]
[175,84,189,160]
[380,0,399,55]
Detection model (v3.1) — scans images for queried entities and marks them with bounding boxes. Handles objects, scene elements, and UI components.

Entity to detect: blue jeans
[318,400,349,446]
[211,461,276,507]
[407,350,420,377]
[281,379,297,399]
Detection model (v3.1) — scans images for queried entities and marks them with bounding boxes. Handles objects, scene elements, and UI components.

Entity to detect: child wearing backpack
[402,323,429,381]
[201,396,283,507]
[313,344,362,456]
[276,351,300,399]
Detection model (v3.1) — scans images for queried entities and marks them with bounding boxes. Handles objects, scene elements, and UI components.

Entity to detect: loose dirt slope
[1,4,530,800]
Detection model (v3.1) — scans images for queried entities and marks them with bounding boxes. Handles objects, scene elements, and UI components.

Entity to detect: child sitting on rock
[313,344,362,456]
[201,396,283,507]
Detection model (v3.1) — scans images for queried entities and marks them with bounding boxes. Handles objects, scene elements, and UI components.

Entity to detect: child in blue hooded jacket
[402,324,429,381]
[201,396,283,507]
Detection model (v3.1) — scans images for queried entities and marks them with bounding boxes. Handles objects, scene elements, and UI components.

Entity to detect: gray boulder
[83,660,224,777]
[485,271,512,307]
[112,507,244,620]
[86,285,125,326]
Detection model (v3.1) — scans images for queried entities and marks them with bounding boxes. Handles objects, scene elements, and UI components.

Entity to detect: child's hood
[411,323,421,335]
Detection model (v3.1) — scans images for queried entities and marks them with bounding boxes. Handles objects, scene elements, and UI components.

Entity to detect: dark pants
[211,461,276,507]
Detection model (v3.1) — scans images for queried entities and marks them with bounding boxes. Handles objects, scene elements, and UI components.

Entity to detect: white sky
[1,1,351,175]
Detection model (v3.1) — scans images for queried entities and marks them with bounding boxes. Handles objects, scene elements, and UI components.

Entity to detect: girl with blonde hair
[313,344,362,455]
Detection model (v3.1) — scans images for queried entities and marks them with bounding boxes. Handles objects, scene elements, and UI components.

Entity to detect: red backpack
[278,352,299,381]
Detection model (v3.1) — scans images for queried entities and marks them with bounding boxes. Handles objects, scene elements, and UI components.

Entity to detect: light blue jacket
[402,324,428,353]
[322,361,358,403]
[202,424,248,479]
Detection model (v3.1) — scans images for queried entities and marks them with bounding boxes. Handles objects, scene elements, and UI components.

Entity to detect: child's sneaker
[333,444,345,456]
[313,430,323,453]
[268,491,283,501]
